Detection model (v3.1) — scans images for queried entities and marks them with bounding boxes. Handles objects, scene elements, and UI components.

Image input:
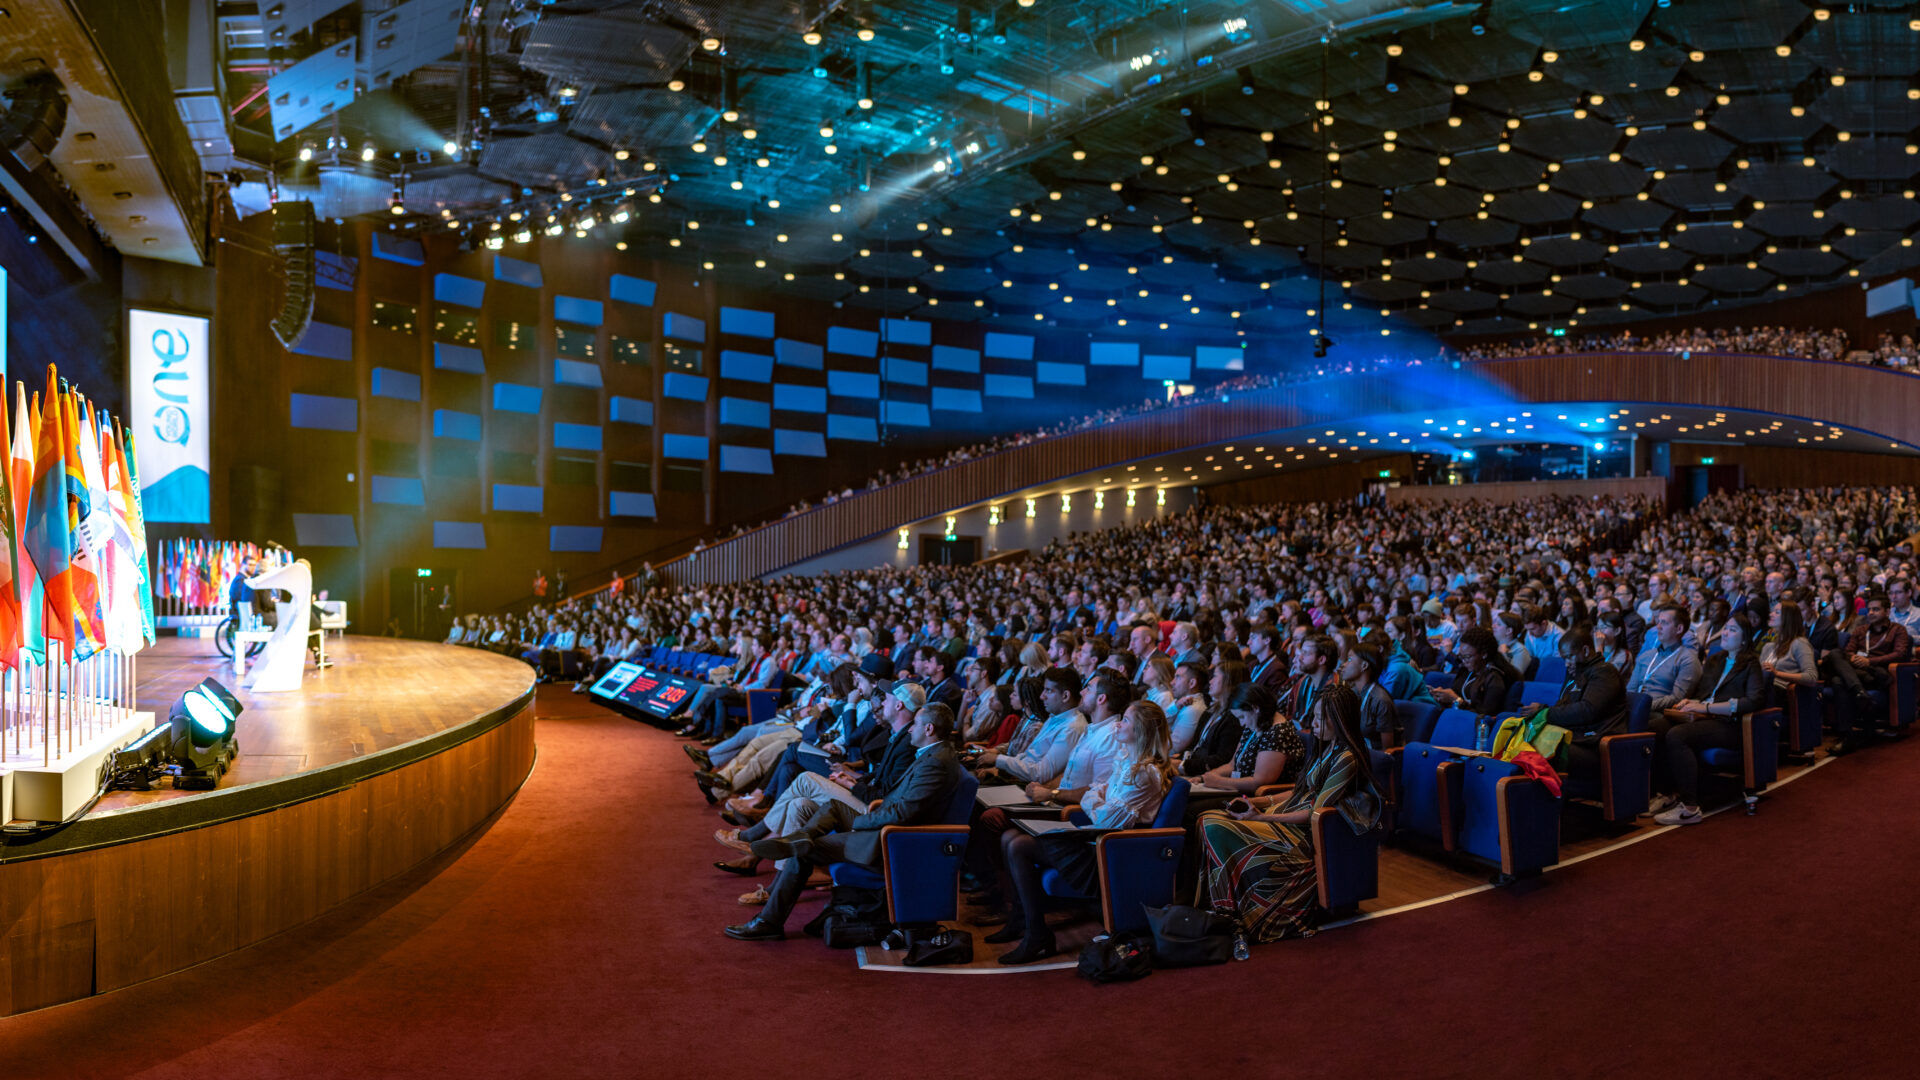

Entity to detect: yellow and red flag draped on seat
[25,370,73,649]
[9,381,41,663]
[61,387,107,658]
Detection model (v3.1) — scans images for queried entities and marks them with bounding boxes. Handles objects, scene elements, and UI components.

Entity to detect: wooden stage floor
[96,635,535,814]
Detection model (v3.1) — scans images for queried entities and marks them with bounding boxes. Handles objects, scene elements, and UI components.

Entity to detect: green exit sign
[1701,457,1716,465]
[1377,470,1391,478]
[417,568,434,577]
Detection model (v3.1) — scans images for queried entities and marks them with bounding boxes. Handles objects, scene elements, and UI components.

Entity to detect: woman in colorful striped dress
[1197,682,1381,944]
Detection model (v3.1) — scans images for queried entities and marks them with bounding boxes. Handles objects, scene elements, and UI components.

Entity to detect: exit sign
[417,568,434,577]
[1701,457,1716,465]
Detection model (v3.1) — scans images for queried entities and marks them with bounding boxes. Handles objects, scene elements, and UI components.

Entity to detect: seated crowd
[451,483,1920,962]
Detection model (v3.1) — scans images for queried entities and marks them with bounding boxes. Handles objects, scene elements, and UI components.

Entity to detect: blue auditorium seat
[1395,701,1443,747]
[1506,680,1564,712]
[1532,657,1568,687]
[724,688,781,728]
[1698,707,1781,814]
[1312,749,1392,913]
[1422,669,1457,692]
[828,772,980,928]
[1556,691,1654,822]
[1041,779,1191,935]
[1781,683,1826,755]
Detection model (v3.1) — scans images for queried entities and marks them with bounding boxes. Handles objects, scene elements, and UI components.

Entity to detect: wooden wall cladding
[664,354,1920,586]
[0,707,534,1016]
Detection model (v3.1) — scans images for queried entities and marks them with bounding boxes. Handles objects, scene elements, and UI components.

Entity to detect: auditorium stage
[97,635,538,813]
[0,636,536,1017]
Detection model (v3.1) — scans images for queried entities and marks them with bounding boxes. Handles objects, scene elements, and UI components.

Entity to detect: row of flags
[154,539,290,611]
[0,363,156,668]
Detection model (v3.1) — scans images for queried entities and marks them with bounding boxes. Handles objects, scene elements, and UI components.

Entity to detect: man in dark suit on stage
[725,704,964,941]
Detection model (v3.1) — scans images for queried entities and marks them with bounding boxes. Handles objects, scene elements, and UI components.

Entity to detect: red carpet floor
[6,687,1920,1078]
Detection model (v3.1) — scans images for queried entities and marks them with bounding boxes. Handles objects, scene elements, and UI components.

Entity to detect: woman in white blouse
[991,701,1176,965]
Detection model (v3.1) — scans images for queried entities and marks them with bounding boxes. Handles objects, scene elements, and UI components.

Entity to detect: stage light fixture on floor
[109,678,244,792]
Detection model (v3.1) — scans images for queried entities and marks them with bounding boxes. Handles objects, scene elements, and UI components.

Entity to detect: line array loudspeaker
[270,199,316,350]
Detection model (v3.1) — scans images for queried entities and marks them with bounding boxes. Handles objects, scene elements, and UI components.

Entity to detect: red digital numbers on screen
[630,676,660,695]
[656,686,688,704]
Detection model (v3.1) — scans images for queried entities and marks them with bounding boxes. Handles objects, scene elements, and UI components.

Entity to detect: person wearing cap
[712,681,927,874]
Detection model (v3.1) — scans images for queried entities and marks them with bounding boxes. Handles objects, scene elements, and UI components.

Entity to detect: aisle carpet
[5,688,1920,1078]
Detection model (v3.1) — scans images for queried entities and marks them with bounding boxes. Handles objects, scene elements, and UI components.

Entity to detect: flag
[24,372,73,648]
[100,414,143,653]
[119,422,155,645]
[63,389,107,658]
[0,381,20,669]
[11,382,43,663]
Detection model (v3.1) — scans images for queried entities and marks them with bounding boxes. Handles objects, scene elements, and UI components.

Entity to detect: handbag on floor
[1076,933,1153,983]
[902,928,974,967]
[1141,903,1236,967]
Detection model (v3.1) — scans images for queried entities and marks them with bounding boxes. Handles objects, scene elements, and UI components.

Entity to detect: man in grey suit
[725,704,963,941]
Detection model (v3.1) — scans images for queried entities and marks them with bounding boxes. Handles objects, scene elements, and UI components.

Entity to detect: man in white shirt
[1166,661,1209,754]
[1022,670,1133,806]
[976,668,1085,783]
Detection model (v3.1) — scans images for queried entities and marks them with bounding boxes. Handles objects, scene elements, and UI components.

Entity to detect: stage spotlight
[109,679,243,791]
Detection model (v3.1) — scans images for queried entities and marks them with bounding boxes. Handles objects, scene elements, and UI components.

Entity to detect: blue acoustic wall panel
[554,295,604,326]
[827,370,880,398]
[371,232,425,266]
[290,393,358,431]
[317,251,356,292]
[774,428,827,457]
[720,444,774,474]
[1036,361,1086,386]
[434,409,481,440]
[550,526,602,552]
[492,382,542,414]
[609,396,653,425]
[1195,345,1243,370]
[493,254,544,288]
[434,273,486,308]
[719,397,771,429]
[882,401,930,427]
[1143,354,1192,381]
[493,484,544,513]
[931,345,981,373]
[662,433,709,460]
[931,387,982,413]
[826,414,878,442]
[293,513,358,547]
[663,312,706,342]
[610,274,656,307]
[433,521,487,549]
[882,318,932,346]
[827,326,879,357]
[554,358,603,388]
[720,350,775,382]
[292,321,352,360]
[1090,341,1139,366]
[370,475,424,506]
[883,357,928,387]
[984,332,1035,360]
[775,338,824,369]
[720,306,776,337]
[371,367,421,401]
[983,374,1034,399]
[554,422,603,451]
[773,383,827,413]
[491,251,545,286]
[434,342,485,375]
[609,491,656,518]
[662,372,709,401]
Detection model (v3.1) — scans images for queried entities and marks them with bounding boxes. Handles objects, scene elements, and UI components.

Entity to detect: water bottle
[1475,715,1491,754]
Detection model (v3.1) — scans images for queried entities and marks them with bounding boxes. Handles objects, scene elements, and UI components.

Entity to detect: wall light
[988,505,1001,526]
[1157,489,1166,506]
[1026,498,1037,518]
[898,528,910,550]
[1126,489,1137,508]
[1060,493,1071,513]
[1094,490,1105,510]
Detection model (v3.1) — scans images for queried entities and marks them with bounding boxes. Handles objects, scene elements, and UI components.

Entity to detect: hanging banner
[127,308,210,523]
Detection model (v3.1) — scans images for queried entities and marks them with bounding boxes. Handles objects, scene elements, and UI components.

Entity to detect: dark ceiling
[224,0,1920,342]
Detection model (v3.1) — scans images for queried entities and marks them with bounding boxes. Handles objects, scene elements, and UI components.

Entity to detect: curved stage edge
[0,636,536,1017]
